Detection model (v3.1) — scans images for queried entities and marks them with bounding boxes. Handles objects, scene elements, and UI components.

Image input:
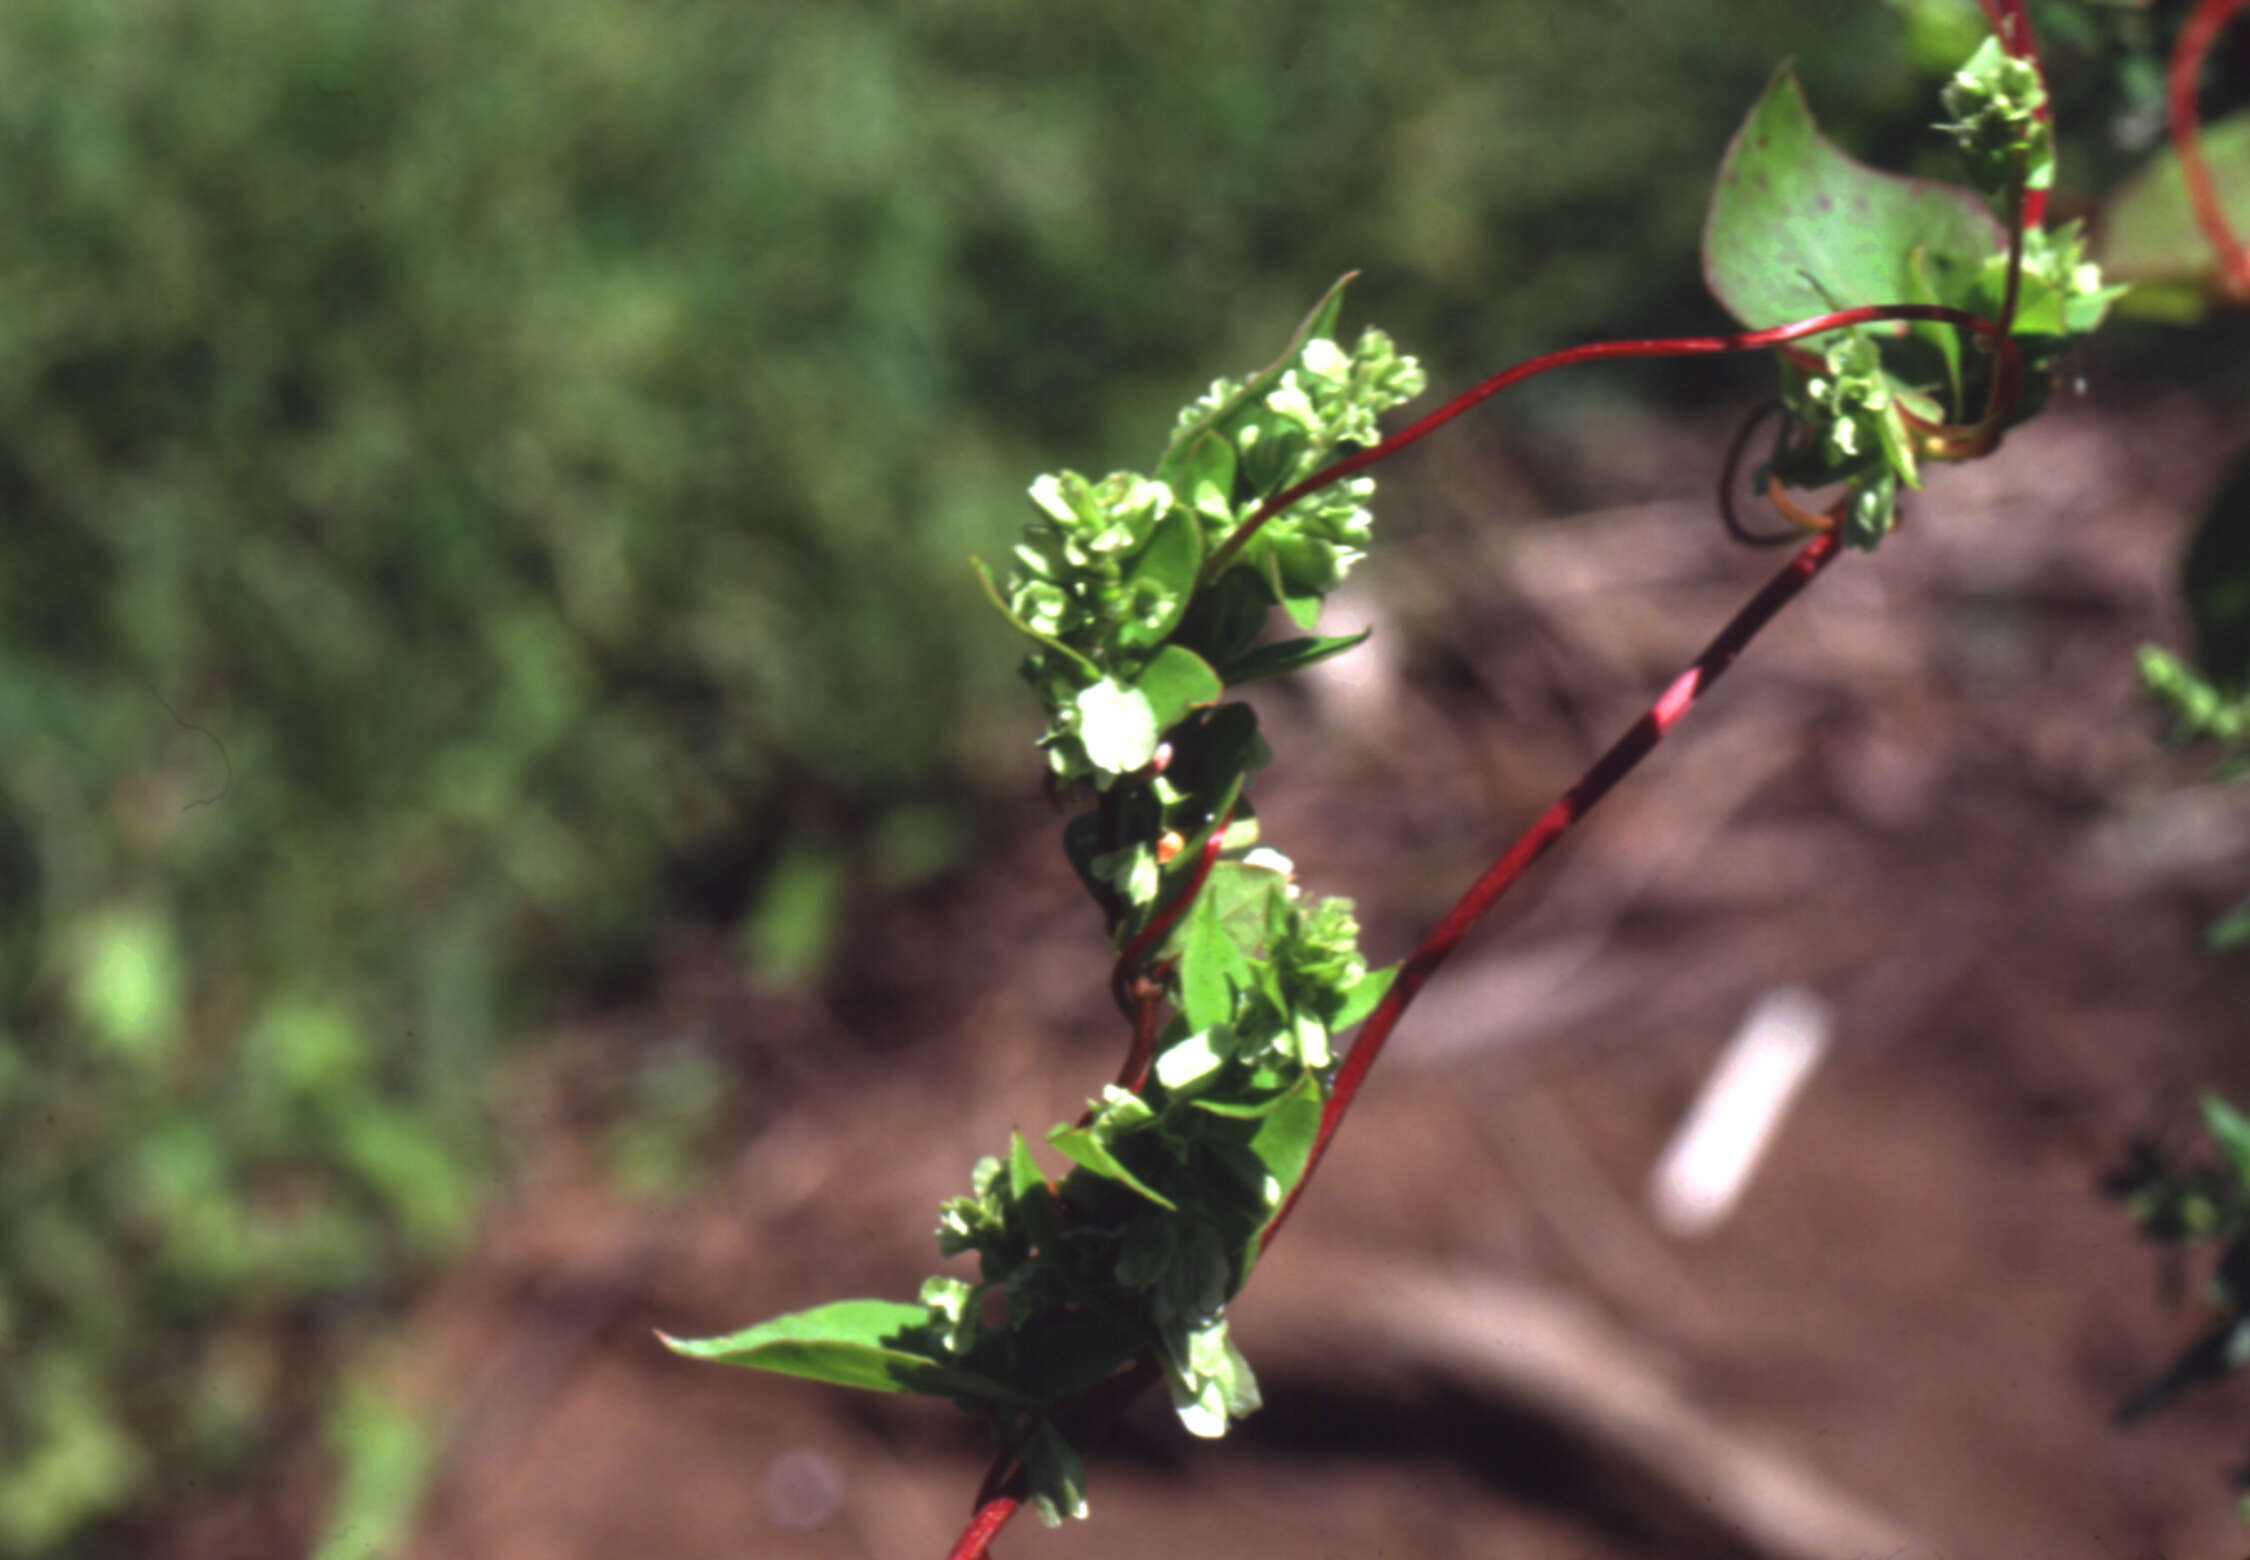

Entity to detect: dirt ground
[198,387,2250,1559]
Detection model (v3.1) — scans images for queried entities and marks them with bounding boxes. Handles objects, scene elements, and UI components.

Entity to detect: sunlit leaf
[660,1299,1026,1402]
[1704,64,2000,329]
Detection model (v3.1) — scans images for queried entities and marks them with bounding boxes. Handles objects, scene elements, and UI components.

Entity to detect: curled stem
[2169,0,2250,300]
[1716,401,1804,547]
[1202,304,2015,583]
[1098,811,1234,1106]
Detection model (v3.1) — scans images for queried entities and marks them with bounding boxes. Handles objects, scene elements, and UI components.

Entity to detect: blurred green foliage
[0,0,1950,1548]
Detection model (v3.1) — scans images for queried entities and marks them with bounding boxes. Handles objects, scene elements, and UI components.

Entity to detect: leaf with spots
[1704,64,2002,329]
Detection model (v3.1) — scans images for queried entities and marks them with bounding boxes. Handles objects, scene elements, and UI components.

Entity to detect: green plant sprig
[670,278,1425,1529]
[2110,1092,2250,1517]
[664,16,2121,1556]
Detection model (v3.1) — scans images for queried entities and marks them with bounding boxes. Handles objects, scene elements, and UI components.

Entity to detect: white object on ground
[1647,985,1833,1239]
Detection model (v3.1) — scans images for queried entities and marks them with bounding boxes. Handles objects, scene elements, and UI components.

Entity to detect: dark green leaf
[999,1314,1149,1404]
[2202,1093,2250,1190]
[1173,567,1275,671]
[1245,1069,1322,1205]
[1220,628,1371,688]
[1025,1418,1089,1526]
[1329,963,1397,1033]
[1165,704,1267,807]
[1132,645,1224,733]
[1061,810,1111,905]
[1115,506,1205,651]
[660,1299,1026,1402]
[1047,1125,1179,1210]
[1703,65,2001,329]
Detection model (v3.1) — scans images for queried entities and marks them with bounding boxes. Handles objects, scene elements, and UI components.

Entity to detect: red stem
[943,290,2016,1560]
[949,529,1848,1560]
[1261,528,1846,1250]
[1110,814,1231,1021]
[1202,304,2014,582]
[943,1495,1020,1560]
[2169,0,2250,300]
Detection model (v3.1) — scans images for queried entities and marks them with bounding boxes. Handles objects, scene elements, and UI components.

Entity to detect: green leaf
[1172,567,1275,672]
[1008,1130,1046,1201]
[1024,1418,1090,1527]
[1330,964,1396,1033]
[1703,64,2001,330]
[1176,888,1250,1035]
[1115,506,1205,651]
[1157,274,1356,481]
[660,1299,1026,1402]
[1186,1081,1308,1120]
[1131,645,1224,734]
[2099,112,2250,299]
[1060,811,1112,905]
[999,1314,1148,1403]
[1180,432,1238,525]
[970,557,1099,677]
[1245,1069,1322,1207]
[1075,678,1159,774]
[1219,628,1371,688]
[1163,704,1267,818]
[1047,1125,1179,1211]
[2202,1093,2250,1190]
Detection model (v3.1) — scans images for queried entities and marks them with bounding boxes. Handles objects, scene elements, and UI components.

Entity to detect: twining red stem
[946,530,1848,1560]
[1262,527,1846,1249]
[1094,813,1233,1109]
[1202,304,2013,581]
[943,1495,1020,1560]
[1111,815,1231,1020]
[949,300,2006,1560]
[2169,0,2250,300]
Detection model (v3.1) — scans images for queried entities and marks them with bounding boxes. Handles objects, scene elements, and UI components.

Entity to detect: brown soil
[220,393,2250,1559]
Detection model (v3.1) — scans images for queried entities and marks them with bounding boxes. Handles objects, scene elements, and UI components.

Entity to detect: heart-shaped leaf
[1132,644,1224,733]
[1704,64,2002,329]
